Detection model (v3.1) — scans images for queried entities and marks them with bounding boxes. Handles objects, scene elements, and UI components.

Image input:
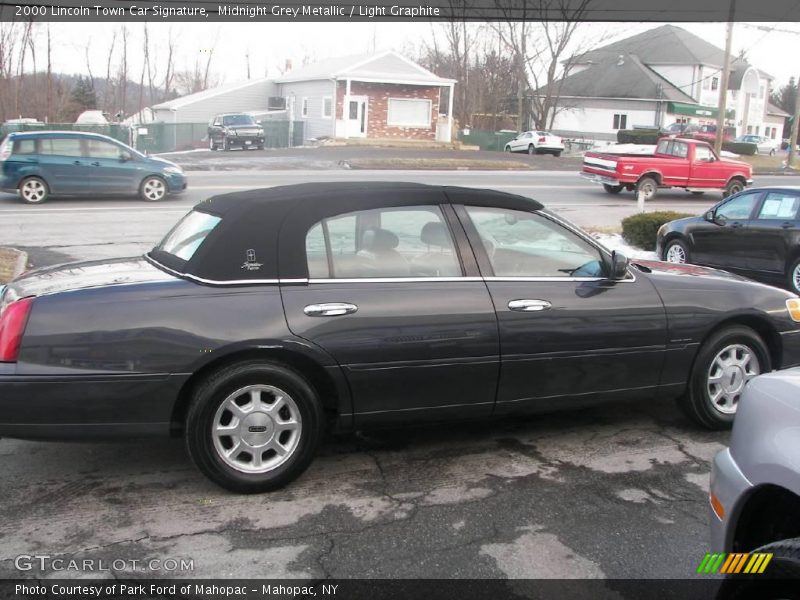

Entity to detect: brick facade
[335,81,441,140]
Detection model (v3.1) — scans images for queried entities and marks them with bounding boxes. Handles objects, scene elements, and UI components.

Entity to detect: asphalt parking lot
[0,399,724,579]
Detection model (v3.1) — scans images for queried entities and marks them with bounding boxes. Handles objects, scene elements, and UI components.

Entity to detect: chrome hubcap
[640,182,656,199]
[21,180,46,202]
[666,244,686,263]
[793,264,800,292]
[707,344,760,414]
[143,178,165,200]
[212,385,301,474]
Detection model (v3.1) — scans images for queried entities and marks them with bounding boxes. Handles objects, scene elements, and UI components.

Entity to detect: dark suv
[208,114,265,151]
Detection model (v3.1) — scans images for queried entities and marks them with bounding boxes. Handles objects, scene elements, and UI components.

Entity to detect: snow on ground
[591,233,658,260]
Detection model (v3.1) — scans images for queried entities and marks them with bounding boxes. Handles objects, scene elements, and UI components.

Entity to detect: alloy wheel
[20,179,47,203]
[793,263,800,293]
[666,243,687,263]
[142,177,166,201]
[706,344,760,414]
[212,384,302,474]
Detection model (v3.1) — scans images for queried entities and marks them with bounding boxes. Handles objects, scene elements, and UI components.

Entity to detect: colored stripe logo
[696,553,773,574]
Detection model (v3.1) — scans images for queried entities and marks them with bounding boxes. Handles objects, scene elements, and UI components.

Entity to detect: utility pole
[715,8,735,155]
[788,79,800,170]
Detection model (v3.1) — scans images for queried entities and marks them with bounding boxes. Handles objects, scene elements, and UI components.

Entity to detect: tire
[185,361,324,493]
[553,151,562,158]
[223,137,232,151]
[635,176,659,201]
[769,148,776,157]
[504,145,512,153]
[139,176,167,202]
[18,176,49,204]
[603,184,624,194]
[787,257,800,294]
[679,326,770,429]
[527,144,535,155]
[715,537,800,600]
[690,191,705,196]
[663,239,690,264]
[256,144,264,151]
[724,179,745,199]
[208,136,217,151]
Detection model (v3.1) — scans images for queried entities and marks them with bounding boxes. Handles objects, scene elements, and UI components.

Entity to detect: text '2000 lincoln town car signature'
[2,183,800,493]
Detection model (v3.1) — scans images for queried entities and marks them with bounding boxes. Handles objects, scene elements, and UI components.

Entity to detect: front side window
[305,205,461,278]
[86,139,123,159]
[757,192,800,220]
[716,193,759,221]
[465,207,604,278]
[157,211,222,261]
[694,145,714,161]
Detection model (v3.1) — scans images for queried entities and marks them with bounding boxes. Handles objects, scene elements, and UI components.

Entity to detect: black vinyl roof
[150,182,545,282]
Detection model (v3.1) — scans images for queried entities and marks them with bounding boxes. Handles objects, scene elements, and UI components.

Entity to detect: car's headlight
[163,166,183,175]
[786,299,800,322]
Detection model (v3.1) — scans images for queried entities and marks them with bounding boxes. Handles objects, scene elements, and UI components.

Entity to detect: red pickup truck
[581,137,752,201]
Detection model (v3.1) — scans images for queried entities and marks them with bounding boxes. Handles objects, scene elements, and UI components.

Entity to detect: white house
[541,25,786,140]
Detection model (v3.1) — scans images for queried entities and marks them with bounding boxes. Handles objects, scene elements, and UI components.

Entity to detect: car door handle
[508,299,552,312]
[303,302,358,317]
[782,222,794,229]
[73,160,82,165]
[731,222,743,228]
[90,161,101,167]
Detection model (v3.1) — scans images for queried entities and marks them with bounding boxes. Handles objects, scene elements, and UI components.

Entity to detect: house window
[268,96,286,111]
[322,96,332,119]
[755,125,760,135]
[612,114,627,130]
[759,85,765,99]
[301,97,308,118]
[711,77,719,91]
[387,98,432,128]
[770,127,777,139]
[746,125,753,134]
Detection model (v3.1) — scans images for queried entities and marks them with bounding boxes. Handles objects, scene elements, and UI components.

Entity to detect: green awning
[667,102,735,119]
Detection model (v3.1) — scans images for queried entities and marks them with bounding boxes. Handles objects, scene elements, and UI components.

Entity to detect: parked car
[677,123,736,144]
[582,137,753,201]
[2,182,800,492]
[656,187,800,294]
[504,131,564,156]
[0,131,186,204]
[735,134,778,156]
[208,114,265,151]
[710,369,800,584]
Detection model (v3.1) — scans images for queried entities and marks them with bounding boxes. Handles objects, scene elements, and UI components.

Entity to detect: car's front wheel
[18,176,49,204]
[208,136,217,151]
[139,176,167,202]
[663,239,690,264]
[186,361,324,493]
[680,326,770,429]
[504,145,512,153]
[787,257,800,294]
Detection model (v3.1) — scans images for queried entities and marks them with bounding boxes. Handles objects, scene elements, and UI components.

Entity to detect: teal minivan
[0,131,187,204]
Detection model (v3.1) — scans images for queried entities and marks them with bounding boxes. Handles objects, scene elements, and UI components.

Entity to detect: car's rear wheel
[209,137,217,151]
[603,184,624,194]
[18,176,49,204]
[527,144,535,155]
[715,537,800,599]
[139,176,167,202]
[553,150,562,157]
[663,239,690,263]
[635,176,659,201]
[680,326,770,429]
[185,361,324,493]
[787,257,800,294]
[724,179,745,198]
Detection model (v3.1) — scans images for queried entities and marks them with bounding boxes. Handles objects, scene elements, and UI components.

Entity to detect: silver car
[710,368,800,580]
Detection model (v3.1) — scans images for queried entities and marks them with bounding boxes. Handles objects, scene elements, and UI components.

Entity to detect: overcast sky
[34,21,800,89]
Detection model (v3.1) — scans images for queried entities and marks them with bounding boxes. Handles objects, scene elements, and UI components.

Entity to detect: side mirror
[704,210,715,222]
[119,152,130,162]
[609,251,629,280]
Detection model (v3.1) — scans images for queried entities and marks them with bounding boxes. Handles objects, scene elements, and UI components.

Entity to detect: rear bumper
[0,367,184,440]
[580,171,621,186]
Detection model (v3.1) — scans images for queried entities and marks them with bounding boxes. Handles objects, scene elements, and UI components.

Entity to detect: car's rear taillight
[0,140,11,162]
[0,296,34,362]
[539,136,546,143]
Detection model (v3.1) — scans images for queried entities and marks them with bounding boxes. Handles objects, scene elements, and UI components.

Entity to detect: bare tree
[162,27,177,96]
[103,31,117,114]
[119,25,129,118]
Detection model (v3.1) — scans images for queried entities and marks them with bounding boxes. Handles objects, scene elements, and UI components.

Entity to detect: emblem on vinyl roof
[241,249,263,271]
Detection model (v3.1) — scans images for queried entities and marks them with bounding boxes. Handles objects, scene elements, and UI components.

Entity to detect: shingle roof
[151,79,273,111]
[538,54,696,102]
[578,24,728,67]
[767,102,791,117]
[275,50,455,85]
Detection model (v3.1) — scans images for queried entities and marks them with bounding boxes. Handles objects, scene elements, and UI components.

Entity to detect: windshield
[157,211,221,261]
[222,115,256,126]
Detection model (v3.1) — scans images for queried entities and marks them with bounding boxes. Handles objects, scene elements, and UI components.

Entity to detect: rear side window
[305,205,461,279]
[757,192,800,220]
[12,139,37,155]
[39,138,82,157]
[158,211,222,261]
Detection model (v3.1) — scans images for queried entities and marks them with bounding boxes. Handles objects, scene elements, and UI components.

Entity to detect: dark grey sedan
[2,182,800,493]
